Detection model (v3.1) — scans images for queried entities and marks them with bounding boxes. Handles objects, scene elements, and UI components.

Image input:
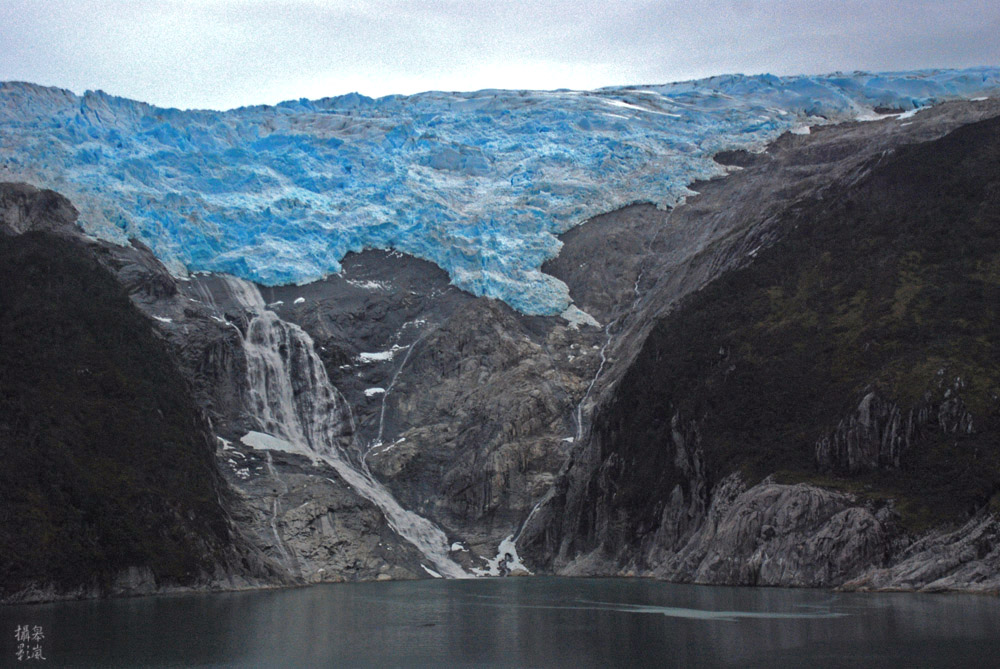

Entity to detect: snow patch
[369,436,406,456]
[293,297,305,304]
[473,535,532,577]
[359,350,394,363]
[422,565,443,578]
[346,279,390,291]
[358,345,404,363]
[364,387,386,397]
[561,304,600,329]
[240,430,317,463]
[601,98,680,117]
[152,315,173,323]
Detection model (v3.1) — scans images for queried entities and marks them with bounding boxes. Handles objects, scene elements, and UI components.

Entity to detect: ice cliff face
[1,68,999,314]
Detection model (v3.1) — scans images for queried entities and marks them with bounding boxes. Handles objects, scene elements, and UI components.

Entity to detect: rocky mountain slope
[2,82,1000,600]
[0,185,278,602]
[519,105,1000,593]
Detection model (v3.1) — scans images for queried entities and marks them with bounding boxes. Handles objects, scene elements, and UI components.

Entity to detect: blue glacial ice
[1,68,998,314]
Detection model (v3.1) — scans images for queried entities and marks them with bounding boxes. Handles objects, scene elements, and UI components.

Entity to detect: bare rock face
[0,182,78,234]
[560,473,893,588]
[219,448,428,583]
[843,515,1000,593]
[815,391,914,471]
[651,476,891,587]
[366,299,585,541]
[815,380,976,473]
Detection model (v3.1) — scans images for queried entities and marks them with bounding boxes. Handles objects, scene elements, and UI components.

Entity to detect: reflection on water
[2,577,998,667]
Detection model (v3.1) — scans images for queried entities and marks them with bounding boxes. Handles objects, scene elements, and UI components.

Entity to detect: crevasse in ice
[1,68,998,314]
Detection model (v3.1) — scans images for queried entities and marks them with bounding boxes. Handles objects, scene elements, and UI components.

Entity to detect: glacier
[1,68,999,314]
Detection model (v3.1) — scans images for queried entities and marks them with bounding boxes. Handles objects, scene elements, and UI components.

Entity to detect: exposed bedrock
[814,379,976,474]
[0,181,79,235]
[560,473,894,588]
[843,514,1000,593]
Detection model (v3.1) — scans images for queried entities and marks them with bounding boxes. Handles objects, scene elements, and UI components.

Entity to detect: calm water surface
[2,577,998,667]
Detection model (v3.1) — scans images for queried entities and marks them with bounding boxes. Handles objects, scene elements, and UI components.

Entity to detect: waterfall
[220,276,468,578]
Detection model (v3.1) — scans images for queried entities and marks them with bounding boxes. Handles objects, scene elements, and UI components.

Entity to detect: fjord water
[3,579,998,667]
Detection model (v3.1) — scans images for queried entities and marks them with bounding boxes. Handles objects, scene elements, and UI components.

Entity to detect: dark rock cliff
[0,185,277,602]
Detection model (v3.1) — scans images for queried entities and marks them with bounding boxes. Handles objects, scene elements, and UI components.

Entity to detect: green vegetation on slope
[0,231,233,596]
[596,115,1000,534]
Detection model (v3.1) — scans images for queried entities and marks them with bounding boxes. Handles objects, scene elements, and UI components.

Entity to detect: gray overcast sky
[2,0,999,110]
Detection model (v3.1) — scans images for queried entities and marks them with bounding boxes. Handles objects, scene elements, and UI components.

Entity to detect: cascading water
[220,276,468,578]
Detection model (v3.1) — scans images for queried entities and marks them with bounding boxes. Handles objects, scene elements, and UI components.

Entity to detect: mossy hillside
[596,115,1000,534]
[0,231,233,596]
